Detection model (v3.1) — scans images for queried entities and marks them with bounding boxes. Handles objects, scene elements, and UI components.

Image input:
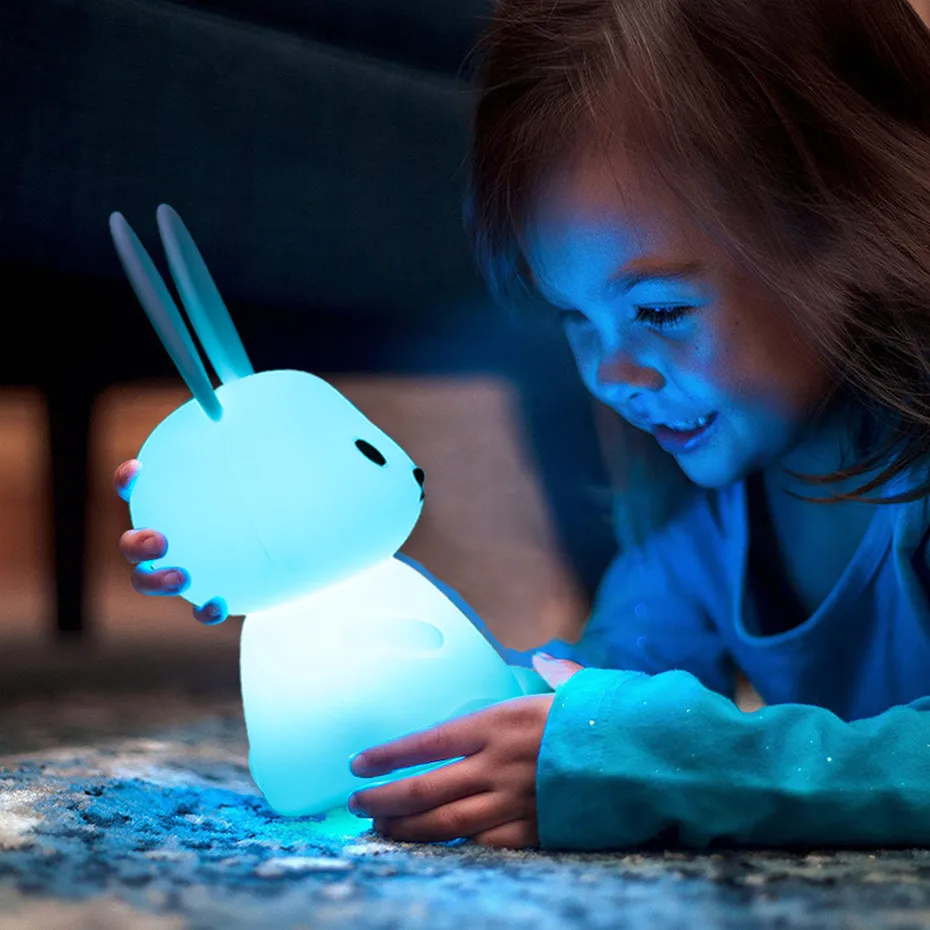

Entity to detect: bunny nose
[413,467,426,487]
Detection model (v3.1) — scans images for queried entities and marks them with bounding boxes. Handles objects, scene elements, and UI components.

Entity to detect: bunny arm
[393,552,552,694]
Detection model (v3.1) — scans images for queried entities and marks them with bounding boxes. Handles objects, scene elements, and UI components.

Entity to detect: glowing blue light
[128,368,423,616]
[109,205,550,817]
[241,557,525,815]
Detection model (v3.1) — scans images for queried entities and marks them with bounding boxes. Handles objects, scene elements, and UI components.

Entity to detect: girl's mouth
[653,413,717,454]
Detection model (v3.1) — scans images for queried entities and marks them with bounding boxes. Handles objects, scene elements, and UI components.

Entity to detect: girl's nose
[597,354,665,392]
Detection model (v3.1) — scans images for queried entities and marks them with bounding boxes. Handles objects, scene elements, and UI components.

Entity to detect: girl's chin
[661,415,799,490]
[676,446,779,490]
[677,465,737,490]
[671,445,753,490]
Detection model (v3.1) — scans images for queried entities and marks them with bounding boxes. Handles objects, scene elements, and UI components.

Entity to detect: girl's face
[525,152,835,489]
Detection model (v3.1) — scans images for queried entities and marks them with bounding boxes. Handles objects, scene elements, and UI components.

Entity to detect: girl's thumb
[532,651,584,688]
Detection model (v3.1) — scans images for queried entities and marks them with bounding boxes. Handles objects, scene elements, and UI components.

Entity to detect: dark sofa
[0,0,616,639]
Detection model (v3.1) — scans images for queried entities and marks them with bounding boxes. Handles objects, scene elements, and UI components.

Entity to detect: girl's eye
[634,305,694,329]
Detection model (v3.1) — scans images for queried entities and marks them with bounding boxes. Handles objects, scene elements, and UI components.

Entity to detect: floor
[4,687,930,930]
[6,383,930,930]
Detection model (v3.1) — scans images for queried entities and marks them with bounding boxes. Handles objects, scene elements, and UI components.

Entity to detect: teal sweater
[530,477,930,850]
[402,474,930,850]
[535,667,930,849]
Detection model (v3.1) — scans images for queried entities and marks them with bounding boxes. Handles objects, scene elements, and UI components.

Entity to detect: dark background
[0,0,618,668]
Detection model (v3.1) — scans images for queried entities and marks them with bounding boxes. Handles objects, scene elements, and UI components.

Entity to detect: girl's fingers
[119,529,167,565]
[372,791,511,844]
[350,712,487,779]
[131,566,189,596]
[114,459,142,502]
[116,460,224,622]
[531,652,585,688]
[194,598,228,626]
[350,756,491,820]
[471,819,538,850]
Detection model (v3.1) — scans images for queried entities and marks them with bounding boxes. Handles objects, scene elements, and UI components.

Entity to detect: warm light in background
[0,391,52,638]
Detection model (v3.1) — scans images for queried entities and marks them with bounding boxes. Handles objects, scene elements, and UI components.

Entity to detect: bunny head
[110,205,425,616]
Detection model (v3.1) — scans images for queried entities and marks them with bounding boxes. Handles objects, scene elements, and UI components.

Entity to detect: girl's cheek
[566,330,602,387]
[686,311,770,405]
[662,330,725,397]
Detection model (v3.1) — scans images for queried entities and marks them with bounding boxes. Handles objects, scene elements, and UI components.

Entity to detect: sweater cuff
[535,667,649,850]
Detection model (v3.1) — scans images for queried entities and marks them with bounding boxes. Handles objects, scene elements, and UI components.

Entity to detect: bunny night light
[109,205,551,818]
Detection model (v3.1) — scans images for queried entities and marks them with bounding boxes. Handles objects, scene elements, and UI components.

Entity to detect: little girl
[116,0,930,852]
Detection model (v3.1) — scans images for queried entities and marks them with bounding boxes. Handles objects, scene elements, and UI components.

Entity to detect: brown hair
[465,0,930,527]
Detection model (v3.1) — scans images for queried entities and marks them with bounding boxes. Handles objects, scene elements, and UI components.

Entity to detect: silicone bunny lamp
[109,205,551,818]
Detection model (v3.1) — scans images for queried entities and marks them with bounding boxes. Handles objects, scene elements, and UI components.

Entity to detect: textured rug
[2,680,930,930]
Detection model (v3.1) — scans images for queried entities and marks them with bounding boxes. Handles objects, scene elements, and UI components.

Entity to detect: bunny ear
[156,204,254,384]
[109,212,223,422]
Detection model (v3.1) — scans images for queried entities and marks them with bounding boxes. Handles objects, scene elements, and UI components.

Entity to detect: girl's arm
[537,494,930,851]
[537,666,930,850]
[530,542,737,697]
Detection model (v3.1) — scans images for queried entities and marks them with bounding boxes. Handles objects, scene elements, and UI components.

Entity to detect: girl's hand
[347,653,584,849]
[114,459,227,625]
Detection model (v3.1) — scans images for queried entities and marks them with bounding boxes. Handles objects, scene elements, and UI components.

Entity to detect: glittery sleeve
[536,667,930,851]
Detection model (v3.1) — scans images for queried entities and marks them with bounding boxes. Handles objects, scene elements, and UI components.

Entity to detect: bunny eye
[355,439,387,466]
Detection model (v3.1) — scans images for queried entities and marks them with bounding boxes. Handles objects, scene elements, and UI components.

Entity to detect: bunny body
[240,555,527,816]
[110,205,551,819]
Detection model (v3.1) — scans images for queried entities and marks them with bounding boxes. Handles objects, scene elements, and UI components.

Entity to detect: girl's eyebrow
[605,260,705,295]
[533,260,705,309]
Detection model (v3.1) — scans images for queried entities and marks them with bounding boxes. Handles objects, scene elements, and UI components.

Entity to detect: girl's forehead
[525,155,701,300]
[526,212,651,305]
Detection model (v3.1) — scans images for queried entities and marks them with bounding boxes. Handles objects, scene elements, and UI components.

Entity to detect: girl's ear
[156,204,254,385]
[110,211,223,421]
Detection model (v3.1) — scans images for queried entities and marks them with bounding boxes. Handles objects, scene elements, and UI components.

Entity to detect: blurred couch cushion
[1,0,492,320]
[165,0,495,73]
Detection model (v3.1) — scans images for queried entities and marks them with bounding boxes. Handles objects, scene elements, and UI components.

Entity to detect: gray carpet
[2,647,930,930]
